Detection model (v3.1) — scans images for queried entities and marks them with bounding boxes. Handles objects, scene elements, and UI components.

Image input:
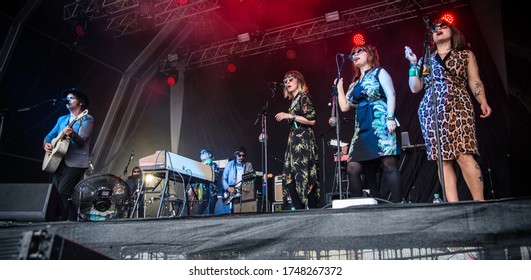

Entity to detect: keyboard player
[187,148,220,215]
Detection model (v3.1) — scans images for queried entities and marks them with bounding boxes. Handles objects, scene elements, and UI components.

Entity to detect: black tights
[346,156,402,202]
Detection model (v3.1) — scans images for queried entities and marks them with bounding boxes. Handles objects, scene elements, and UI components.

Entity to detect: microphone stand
[129,178,144,218]
[331,55,347,200]
[1,99,62,152]
[420,28,446,201]
[122,150,134,179]
[255,84,277,213]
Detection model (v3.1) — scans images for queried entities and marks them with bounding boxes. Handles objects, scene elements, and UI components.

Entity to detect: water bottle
[432,193,443,204]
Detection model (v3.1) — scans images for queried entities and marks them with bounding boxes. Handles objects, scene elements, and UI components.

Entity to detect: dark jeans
[52,160,87,220]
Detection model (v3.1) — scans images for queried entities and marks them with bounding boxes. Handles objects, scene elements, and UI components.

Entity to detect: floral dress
[418,50,478,160]
[346,67,400,161]
[282,92,320,207]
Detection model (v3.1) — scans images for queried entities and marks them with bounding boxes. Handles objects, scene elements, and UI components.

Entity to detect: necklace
[438,49,451,56]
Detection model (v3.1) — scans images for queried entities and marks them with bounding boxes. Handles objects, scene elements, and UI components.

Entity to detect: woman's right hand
[404,46,417,65]
[334,78,343,91]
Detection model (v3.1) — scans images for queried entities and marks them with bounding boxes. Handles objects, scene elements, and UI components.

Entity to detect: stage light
[167,75,177,86]
[139,1,153,18]
[325,11,339,22]
[237,33,250,43]
[167,53,179,62]
[75,24,86,37]
[177,0,188,5]
[440,13,455,25]
[286,49,296,60]
[227,63,237,73]
[352,33,365,46]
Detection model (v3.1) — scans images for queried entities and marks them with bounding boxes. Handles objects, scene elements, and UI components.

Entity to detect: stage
[1,197,531,260]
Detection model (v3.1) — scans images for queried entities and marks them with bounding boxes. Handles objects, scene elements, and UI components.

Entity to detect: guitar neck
[54,111,87,143]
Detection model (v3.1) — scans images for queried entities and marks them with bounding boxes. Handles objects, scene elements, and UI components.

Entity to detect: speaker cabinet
[240,178,260,202]
[0,183,64,222]
[274,175,284,202]
[0,229,112,260]
[233,199,261,213]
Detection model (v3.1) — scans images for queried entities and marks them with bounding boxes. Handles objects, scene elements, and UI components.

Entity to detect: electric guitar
[221,185,240,205]
[221,181,252,205]
[42,109,89,173]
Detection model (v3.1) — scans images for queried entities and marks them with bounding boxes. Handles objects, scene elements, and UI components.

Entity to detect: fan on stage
[72,173,131,221]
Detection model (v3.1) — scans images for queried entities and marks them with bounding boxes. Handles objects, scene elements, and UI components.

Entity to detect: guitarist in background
[43,88,94,221]
[221,147,254,210]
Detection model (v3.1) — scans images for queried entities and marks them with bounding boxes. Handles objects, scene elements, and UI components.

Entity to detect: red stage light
[227,63,237,73]
[167,75,176,86]
[352,33,365,46]
[177,0,188,5]
[440,13,455,25]
[75,24,86,37]
[286,49,296,60]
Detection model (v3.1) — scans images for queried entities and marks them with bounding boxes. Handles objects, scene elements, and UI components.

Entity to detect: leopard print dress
[418,49,479,161]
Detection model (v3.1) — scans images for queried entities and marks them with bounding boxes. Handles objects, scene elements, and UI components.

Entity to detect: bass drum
[72,173,131,221]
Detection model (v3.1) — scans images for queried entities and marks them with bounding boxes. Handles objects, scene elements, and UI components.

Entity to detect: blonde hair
[282,70,309,100]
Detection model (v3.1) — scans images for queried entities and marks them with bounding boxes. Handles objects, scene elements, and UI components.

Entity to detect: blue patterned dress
[346,67,400,161]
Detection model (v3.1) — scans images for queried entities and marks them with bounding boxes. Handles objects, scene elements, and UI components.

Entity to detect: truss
[166,0,468,70]
[63,0,220,38]
[64,0,469,70]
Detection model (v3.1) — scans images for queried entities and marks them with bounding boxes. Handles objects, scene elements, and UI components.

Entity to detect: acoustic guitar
[42,109,88,173]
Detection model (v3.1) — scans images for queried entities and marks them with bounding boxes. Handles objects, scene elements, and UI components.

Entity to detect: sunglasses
[283,77,294,84]
[432,24,448,33]
[237,154,246,157]
[132,170,141,174]
[352,48,366,56]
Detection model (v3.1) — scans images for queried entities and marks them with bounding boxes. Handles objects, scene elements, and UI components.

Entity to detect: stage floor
[1,197,531,260]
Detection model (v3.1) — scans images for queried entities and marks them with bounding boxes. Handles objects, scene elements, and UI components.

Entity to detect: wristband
[409,66,418,77]
[292,114,298,128]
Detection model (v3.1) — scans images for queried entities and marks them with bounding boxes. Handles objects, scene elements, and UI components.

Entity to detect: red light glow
[352,33,365,46]
[440,13,455,25]
[227,63,237,73]
[167,76,177,86]
[75,25,86,37]
[286,49,296,60]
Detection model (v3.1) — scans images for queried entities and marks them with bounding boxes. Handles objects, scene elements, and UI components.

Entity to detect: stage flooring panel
[1,198,531,260]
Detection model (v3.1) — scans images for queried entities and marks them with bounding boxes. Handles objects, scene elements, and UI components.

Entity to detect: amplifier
[274,175,284,202]
[240,177,260,202]
[233,198,262,213]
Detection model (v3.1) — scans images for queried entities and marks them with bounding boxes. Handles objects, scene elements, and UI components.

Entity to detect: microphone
[270,82,286,88]
[337,53,357,60]
[57,98,70,104]
[51,98,70,105]
[423,16,435,32]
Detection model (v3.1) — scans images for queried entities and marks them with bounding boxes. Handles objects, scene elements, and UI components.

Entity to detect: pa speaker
[0,229,112,260]
[0,183,64,222]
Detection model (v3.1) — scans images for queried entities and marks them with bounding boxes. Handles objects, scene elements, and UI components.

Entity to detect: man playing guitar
[43,88,94,221]
[221,147,254,211]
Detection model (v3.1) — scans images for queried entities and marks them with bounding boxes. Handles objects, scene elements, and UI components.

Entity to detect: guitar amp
[240,177,260,202]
